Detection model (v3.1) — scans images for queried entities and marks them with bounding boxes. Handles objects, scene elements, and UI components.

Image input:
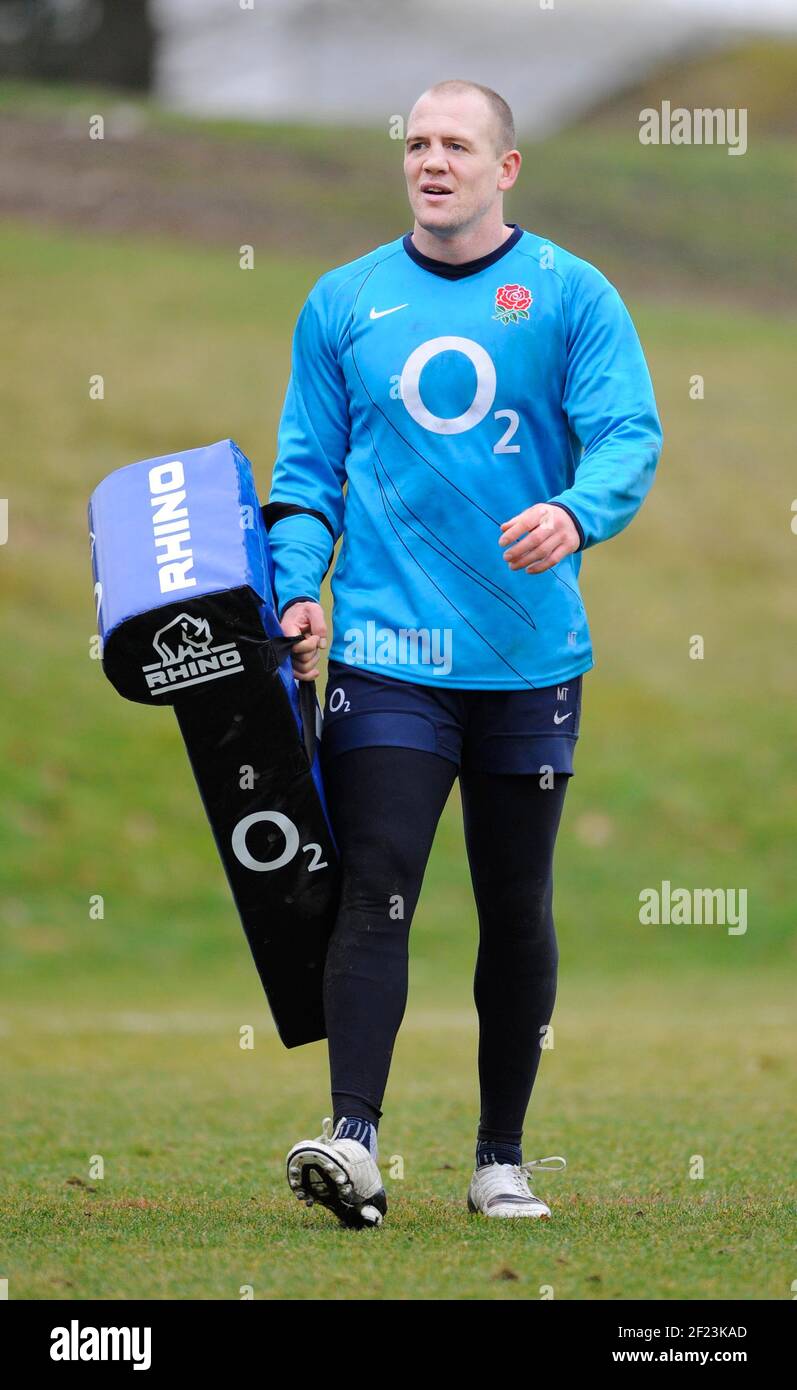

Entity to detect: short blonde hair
[421,79,516,156]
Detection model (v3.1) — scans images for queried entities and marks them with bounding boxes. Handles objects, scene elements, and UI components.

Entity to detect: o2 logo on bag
[231,811,328,873]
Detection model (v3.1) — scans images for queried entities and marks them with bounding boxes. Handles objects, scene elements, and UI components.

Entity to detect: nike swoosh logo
[370,303,409,319]
[553,711,573,725]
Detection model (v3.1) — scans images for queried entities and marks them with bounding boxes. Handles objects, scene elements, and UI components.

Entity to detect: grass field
[0,84,795,1300]
[2,973,792,1300]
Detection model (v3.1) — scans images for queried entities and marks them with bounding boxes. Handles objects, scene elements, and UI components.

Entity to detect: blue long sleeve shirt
[267,222,662,688]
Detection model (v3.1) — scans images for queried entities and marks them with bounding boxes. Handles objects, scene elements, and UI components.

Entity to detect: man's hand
[280,599,327,681]
[499,503,581,575]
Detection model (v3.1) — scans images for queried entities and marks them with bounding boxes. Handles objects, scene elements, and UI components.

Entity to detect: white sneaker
[286,1116,387,1229]
[467,1155,567,1219]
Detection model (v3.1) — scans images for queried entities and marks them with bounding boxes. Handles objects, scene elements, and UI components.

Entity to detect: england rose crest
[493,283,532,325]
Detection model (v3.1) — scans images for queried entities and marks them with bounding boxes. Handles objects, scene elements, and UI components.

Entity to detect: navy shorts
[319,659,583,775]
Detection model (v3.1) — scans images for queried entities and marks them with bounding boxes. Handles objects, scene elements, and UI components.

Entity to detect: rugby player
[268,80,663,1226]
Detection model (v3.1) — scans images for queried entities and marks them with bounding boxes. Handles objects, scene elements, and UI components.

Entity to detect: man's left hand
[499,503,581,575]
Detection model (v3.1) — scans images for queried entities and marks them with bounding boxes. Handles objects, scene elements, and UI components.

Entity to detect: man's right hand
[280,600,328,681]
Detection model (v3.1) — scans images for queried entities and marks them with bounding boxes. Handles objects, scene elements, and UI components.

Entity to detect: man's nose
[422,147,449,172]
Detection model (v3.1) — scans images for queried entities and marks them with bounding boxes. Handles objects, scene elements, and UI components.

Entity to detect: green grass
[2,973,793,1300]
[0,99,795,1296]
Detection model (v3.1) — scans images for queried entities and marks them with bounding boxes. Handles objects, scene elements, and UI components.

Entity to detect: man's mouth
[420,183,453,200]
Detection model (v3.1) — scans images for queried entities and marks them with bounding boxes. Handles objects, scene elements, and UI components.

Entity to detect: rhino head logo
[152,612,213,665]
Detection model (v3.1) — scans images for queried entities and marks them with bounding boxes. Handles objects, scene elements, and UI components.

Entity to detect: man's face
[404,90,512,238]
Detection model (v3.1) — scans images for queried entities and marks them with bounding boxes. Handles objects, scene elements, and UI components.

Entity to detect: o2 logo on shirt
[398,336,519,453]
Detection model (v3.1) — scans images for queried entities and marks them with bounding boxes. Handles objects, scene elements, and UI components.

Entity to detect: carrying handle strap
[268,632,318,767]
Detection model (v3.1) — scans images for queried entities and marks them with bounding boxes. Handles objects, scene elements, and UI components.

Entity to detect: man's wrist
[548,502,585,551]
[278,594,318,621]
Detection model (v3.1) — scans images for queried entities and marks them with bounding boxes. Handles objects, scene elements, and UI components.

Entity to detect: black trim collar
[402,223,523,279]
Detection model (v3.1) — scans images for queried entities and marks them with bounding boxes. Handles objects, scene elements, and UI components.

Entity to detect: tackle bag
[87,438,340,1048]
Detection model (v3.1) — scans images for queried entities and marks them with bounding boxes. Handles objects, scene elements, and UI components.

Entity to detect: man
[268,80,662,1227]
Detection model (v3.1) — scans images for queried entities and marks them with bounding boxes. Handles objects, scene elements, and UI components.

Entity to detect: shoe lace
[482,1154,566,1199]
[521,1155,567,1178]
[516,1154,566,1194]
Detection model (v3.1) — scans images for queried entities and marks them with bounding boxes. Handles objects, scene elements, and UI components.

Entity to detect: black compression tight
[319,745,569,1147]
